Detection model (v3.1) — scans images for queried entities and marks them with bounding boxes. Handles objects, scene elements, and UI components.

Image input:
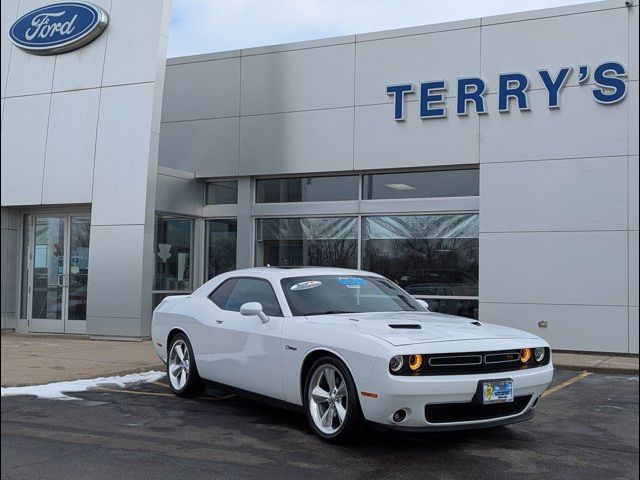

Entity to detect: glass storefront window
[255,217,357,268]
[154,215,193,291]
[363,168,479,200]
[256,176,359,203]
[206,180,238,205]
[206,219,237,279]
[361,214,479,319]
[422,298,479,319]
[20,215,30,319]
[67,216,90,321]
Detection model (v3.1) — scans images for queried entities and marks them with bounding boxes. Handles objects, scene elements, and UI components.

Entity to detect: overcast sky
[167,0,601,58]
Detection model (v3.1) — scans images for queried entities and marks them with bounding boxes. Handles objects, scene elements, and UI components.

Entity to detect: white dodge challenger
[152,267,553,443]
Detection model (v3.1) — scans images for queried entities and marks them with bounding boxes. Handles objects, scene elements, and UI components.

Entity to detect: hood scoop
[388,324,422,330]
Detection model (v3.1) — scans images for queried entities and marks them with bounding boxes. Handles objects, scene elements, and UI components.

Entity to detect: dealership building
[1,0,638,353]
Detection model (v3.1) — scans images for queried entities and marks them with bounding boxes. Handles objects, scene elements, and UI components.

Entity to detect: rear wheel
[304,356,364,443]
[167,333,203,397]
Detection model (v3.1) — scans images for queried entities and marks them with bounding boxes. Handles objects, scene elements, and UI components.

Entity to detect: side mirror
[416,299,429,310]
[240,302,270,324]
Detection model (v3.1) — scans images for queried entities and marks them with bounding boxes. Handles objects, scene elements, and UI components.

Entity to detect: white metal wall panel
[479,231,628,306]
[162,57,240,122]
[354,101,479,170]
[42,90,101,204]
[480,157,628,232]
[0,95,50,205]
[159,117,240,176]
[239,108,354,175]
[355,25,481,106]
[479,88,628,163]
[101,0,167,87]
[91,83,156,225]
[481,8,628,91]
[630,156,639,230]
[480,303,629,353]
[241,43,355,115]
[0,0,19,99]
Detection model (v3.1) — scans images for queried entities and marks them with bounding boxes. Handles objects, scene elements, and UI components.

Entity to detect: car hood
[306,311,538,346]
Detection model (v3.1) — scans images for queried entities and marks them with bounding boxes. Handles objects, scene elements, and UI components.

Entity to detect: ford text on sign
[9,2,108,55]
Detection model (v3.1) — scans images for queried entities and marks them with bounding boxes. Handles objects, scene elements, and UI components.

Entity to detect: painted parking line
[94,387,176,398]
[541,371,592,399]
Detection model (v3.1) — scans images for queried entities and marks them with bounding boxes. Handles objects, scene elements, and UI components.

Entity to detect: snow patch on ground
[1,371,166,400]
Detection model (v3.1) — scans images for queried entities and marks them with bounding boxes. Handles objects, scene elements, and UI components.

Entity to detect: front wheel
[304,356,364,443]
[167,333,203,397]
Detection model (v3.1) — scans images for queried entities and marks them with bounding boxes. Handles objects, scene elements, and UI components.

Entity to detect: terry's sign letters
[387,62,628,121]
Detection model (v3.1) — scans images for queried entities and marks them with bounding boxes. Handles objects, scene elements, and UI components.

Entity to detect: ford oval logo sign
[9,2,108,55]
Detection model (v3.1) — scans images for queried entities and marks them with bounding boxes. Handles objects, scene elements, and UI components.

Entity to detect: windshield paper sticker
[290,280,322,291]
[337,277,367,288]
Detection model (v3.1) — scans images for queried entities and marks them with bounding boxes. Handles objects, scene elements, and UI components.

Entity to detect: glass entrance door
[26,213,90,334]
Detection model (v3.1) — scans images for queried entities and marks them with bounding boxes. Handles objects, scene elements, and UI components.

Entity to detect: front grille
[393,348,550,376]
[425,395,532,423]
[429,354,482,366]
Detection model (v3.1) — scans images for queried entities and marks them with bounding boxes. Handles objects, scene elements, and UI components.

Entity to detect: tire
[167,333,204,398]
[303,356,364,443]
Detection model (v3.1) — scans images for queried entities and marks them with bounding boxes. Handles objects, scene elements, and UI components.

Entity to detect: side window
[225,278,283,316]
[208,278,238,308]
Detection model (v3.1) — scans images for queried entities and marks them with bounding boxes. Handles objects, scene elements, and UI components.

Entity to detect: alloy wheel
[308,364,349,435]
[168,339,190,390]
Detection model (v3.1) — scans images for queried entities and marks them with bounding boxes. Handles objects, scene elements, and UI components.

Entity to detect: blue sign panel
[9,2,108,55]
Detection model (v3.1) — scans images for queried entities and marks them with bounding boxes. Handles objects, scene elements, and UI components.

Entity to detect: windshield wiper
[307,309,355,316]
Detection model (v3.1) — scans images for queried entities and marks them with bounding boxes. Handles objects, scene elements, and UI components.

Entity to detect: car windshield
[281,275,424,316]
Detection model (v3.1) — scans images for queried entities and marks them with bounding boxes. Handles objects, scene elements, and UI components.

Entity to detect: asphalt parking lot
[1,369,638,480]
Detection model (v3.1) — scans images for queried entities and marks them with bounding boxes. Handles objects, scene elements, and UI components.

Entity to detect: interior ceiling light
[384,183,416,190]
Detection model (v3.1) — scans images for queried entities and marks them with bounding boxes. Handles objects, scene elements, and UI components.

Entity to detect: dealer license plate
[482,380,514,404]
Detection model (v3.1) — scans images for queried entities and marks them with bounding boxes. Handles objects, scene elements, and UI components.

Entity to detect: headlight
[389,355,404,372]
[408,354,423,372]
[534,347,546,363]
[519,348,532,363]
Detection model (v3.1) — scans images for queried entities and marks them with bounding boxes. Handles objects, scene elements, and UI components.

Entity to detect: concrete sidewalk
[552,351,639,375]
[1,333,638,387]
[1,333,164,387]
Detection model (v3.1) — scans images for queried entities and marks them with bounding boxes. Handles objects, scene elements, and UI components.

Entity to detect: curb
[1,364,166,388]
[554,364,639,375]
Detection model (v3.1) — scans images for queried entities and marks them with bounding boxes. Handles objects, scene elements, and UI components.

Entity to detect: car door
[203,277,285,400]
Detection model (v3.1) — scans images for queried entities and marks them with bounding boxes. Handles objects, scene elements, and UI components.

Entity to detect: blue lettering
[592,61,627,104]
[498,73,530,112]
[538,67,572,109]
[578,65,590,84]
[457,77,486,115]
[386,84,414,121]
[420,81,447,118]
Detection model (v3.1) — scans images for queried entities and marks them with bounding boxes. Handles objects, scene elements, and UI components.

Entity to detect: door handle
[215,320,224,324]
[57,274,64,287]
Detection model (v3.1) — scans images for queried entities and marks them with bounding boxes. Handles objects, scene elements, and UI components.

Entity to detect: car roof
[192,266,385,296]
[231,266,383,280]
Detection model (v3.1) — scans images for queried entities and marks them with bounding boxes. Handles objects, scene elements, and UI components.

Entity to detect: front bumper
[359,361,553,431]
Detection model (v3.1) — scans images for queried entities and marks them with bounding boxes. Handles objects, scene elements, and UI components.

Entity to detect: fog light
[408,354,423,371]
[520,348,532,363]
[534,347,546,363]
[392,409,407,423]
[389,355,404,372]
